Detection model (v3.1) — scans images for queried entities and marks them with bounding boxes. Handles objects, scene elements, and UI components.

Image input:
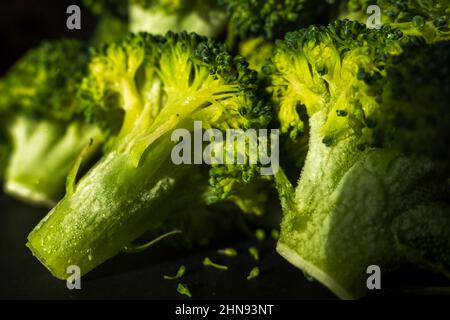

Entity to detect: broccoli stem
[4,116,102,207]
[27,136,191,279]
[275,110,444,299]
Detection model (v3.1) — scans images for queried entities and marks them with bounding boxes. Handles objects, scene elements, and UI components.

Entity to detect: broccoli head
[221,0,333,39]
[265,20,450,298]
[0,39,103,206]
[340,0,450,43]
[27,32,271,279]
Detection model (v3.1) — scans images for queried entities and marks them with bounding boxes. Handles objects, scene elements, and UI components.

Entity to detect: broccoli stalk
[265,21,450,299]
[27,32,270,279]
[0,40,104,206]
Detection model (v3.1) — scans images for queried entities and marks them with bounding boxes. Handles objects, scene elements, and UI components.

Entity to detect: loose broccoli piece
[164,265,186,280]
[265,20,450,299]
[0,40,103,206]
[27,32,271,279]
[340,0,450,43]
[129,0,228,37]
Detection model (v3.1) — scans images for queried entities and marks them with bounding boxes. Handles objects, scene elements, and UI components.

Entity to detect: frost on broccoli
[340,0,450,43]
[265,20,450,299]
[0,40,103,206]
[27,32,271,279]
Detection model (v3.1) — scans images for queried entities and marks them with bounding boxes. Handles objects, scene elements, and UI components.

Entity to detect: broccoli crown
[343,0,450,42]
[80,31,271,158]
[0,39,89,122]
[128,0,227,37]
[221,0,331,39]
[265,20,450,162]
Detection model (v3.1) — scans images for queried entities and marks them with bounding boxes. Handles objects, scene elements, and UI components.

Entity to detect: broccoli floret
[27,32,271,279]
[129,0,228,37]
[265,20,450,299]
[221,0,332,39]
[340,0,450,43]
[0,40,103,206]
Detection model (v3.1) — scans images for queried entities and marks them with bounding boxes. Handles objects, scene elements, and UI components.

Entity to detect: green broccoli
[27,32,271,279]
[84,0,229,40]
[223,0,337,83]
[339,0,450,43]
[264,20,450,299]
[0,40,104,206]
[129,0,228,37]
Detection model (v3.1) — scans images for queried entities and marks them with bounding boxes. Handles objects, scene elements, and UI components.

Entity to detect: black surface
[0,192,337,299]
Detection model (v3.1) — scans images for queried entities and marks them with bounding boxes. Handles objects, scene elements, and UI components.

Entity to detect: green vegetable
[340,0,450,43]
[164,265,186,280]
[129,0,228,37]
[0,40,104,206]
[248,246,259,261]
[27,32,270,279]
[271,229,280,240]
[177,283,192,298]
[123,229,182,253]
[224,0,336,71]
[246,266,260,280]
[203,257,229,270]
[255,229,266,241]
[239,37,275,73]
[265,20,450,299]
[218,248,238,257]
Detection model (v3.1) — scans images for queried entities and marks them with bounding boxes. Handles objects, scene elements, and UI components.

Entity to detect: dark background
[0,0,447,300]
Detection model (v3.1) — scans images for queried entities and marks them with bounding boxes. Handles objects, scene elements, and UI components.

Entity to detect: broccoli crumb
[271,229,279,240]
[164,265,186,280]
[203,257,228,271]
[248,246,259,261]
[218,248,238,257]
[247,267,260,280]
[177,283,192,298]
[255,229,266,241]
